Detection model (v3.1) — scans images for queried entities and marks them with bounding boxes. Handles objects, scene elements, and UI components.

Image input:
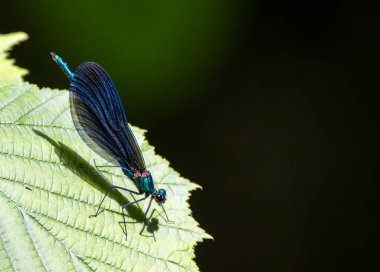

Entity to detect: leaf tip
[0,32,29,84]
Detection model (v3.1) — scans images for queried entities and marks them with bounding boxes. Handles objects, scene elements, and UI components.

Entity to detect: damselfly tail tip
[50,52,58,63]
[50,52,73,79]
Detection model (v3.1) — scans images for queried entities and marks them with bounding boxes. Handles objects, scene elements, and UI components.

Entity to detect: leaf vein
[14,92,64,123]
[21,210,49,272]
[0,175,202,236]
[49,105,70,125]
[0,216,16,272]
[0,85,32,113]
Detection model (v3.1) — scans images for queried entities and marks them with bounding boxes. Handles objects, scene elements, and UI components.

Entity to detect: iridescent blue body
[51,52,169,240]
[135,174,155,193]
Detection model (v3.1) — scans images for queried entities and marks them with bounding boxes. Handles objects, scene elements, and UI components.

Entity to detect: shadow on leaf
[118,217,159,239]
[33,129,150,225]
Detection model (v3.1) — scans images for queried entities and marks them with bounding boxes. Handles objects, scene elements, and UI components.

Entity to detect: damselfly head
[154,188,166,204]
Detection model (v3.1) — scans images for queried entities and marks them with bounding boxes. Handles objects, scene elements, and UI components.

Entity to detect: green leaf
[0,32,28,86]
[0,32,211,271]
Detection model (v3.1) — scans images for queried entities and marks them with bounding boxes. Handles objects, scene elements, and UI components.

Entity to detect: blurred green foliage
[8,0,238,117]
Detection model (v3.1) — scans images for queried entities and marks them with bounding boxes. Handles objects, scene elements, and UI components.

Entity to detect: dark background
[1,1,378,271]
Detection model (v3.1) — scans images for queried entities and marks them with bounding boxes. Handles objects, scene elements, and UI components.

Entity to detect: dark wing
[69,62,146,173]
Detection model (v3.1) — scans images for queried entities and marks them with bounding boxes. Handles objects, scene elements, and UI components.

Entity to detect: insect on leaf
[0,32,211,272]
